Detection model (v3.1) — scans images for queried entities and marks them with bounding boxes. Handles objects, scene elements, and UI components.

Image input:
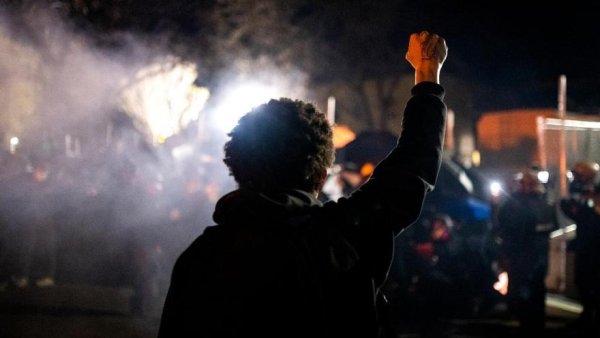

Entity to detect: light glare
[537,170,549,184]
[213,82,281,133]
[490,181,502,197]
[493,271,509,296]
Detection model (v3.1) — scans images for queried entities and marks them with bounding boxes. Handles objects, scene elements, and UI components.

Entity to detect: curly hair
[223,98,334,193]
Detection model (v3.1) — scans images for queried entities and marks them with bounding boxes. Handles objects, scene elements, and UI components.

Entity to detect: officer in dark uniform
[561,161,600,334]
[496,170,558,333]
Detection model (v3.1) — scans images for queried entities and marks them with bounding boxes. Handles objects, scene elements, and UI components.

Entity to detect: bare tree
[4,0,446,132]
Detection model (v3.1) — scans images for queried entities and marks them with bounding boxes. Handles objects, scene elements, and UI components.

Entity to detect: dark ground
[0,283,592,338]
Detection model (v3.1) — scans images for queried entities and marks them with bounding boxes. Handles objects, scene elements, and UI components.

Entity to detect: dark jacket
[158,82,447,338]
[497,192,558,260]
[560,198,600,291]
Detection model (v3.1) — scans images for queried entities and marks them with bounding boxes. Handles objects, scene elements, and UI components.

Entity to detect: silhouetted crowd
[0,138,232,316]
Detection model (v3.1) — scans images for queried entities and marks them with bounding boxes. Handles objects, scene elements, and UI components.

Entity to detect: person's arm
[374,31,447,191]
[367,31,447,196]
[327,31,448,236]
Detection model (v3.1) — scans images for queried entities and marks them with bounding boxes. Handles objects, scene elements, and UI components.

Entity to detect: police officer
[561,161,600,334]
[496,170,558,333]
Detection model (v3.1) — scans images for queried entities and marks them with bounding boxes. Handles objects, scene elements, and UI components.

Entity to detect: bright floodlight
[213,82,281,133]
[537,170,549,184]
[490,181,502,197]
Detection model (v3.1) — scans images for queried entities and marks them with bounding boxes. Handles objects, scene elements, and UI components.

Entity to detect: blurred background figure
[0,153,28,291]
[495,169,558,334]
[560,161,600,335]
[566,161,599,203]
[396,214,476,333]
[11,161,58,289]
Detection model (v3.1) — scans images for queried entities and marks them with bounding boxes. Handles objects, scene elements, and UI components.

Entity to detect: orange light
[332,124,356,149]
[493,271,509,296]
[471,150,481,167]
[360,162,375,177]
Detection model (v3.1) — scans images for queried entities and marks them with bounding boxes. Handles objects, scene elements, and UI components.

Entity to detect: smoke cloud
[0,5,229,316]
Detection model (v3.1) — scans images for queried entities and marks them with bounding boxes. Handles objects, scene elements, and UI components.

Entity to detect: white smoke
[0,6,208,152]
[0,6,219,304]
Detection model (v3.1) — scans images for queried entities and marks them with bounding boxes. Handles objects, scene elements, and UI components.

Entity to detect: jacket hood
[213,188,323,225]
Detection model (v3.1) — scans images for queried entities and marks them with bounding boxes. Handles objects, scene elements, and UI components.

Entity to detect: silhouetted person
[560,162,600,335]
[159,31,448,338]
[11,162,58,288]
[496,170,558,334]
[398,214,467,332]
[0,153,27,290]
[565,161,598,203]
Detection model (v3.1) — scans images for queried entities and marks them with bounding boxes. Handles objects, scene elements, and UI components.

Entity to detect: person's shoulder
[176,225,221,262]
[192,224,224,245]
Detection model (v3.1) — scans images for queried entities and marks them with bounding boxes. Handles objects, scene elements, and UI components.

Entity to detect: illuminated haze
[0,6,221,289]
[0,5,312,294]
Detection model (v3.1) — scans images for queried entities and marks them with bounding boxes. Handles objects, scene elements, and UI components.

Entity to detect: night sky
[4,0,600,114]
[51,0,600,113]
[414,0,600,112]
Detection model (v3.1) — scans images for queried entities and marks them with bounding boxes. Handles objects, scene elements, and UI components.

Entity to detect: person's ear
[314,169,328,196]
